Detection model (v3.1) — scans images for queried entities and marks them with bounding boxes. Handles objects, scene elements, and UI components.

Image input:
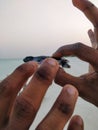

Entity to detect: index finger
[72,0,98,42]
[52,43,98,71]
[72,0,98,27]
[8,58,59,130]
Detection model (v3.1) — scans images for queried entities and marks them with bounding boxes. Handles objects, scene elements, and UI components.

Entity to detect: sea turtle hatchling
[23,56,70,68]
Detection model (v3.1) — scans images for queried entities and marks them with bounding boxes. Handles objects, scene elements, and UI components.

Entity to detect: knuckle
[58,102,73,116]
[14,96,36,120]
[72,42,85,55]
[35,103,73,130]
[73,42,83,51]
[15,63,35,76]
[15,63,31,74]
[83,3,94,12]
[35,67,53,85]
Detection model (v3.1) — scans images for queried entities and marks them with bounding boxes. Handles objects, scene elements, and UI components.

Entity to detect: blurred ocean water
[0,57,98,130]
[0,57,88,80]
[0,58,23,80]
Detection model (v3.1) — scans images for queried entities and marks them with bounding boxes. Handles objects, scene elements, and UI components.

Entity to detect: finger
[7,58,59,130]
[88,29,97,48]
[68,115,84,130]
[88,29,96,72]
[55,67,98,106]
[52,43,98,71]
[0,61,38,126]
[54,67,82,92]
[72,0,98,27]
[36,85,78,130]
[72,0,98,43]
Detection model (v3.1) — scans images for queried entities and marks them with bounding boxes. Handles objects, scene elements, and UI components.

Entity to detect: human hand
[88,29,97,49]
[88,29,97,72]
[52,0,98,107]
[72,0,98,46]
[72,0,98,73]
[74,0,98,73]
[53,42,98,107]
[0,58,83,130]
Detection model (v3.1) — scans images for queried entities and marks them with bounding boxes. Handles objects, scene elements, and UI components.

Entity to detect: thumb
[55,67,82,91]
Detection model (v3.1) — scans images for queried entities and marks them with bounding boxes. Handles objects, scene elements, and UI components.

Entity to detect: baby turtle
[23,56,70,68]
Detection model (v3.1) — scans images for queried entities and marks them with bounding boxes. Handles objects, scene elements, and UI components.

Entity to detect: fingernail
[46,58,57,66]
[77,117,83,126]
[27,61,38,68]
[74,115,83,126]
[66,85,77,96]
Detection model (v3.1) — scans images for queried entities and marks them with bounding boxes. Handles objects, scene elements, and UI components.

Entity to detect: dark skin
[3,0,98,129]
[53,0,98,107]
[88,29,97,49]
[88,29,97,72]
[72,0,98,43]
[0,58,84,130]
